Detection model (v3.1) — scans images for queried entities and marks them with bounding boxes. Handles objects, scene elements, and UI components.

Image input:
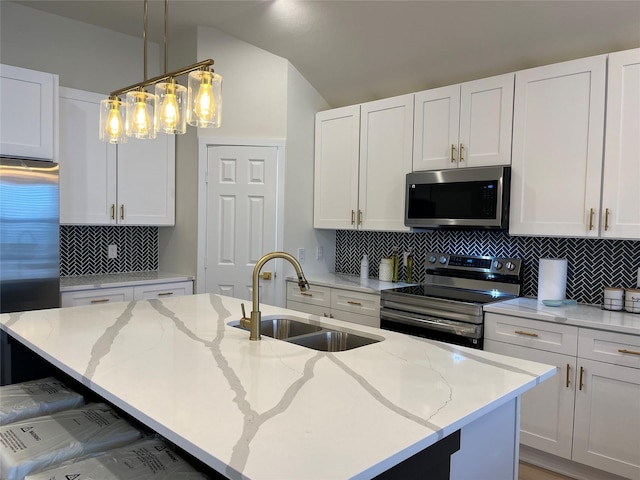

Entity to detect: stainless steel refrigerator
[0,157,60,384]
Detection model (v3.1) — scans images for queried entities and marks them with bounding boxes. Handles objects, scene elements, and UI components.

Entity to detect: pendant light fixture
[99,0,222,143]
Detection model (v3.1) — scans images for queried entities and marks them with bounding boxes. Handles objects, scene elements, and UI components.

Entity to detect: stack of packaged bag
[0,377,209,479]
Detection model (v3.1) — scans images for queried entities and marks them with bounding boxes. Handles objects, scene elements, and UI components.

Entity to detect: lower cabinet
[485,313,640,479]
[286,281,380,328]
[62,280,193,307]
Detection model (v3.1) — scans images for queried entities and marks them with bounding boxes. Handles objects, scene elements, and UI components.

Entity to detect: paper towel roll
[537,258,568,302]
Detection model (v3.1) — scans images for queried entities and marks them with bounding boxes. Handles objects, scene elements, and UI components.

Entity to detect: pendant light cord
[164,0,168,74]
[143,0,148,81]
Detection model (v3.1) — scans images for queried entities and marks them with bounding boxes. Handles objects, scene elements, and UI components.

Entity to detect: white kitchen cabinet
[59,87,175,226]
[313,105,360,229]
[601,48,640,239]
[572,328,640,478]
[413,73,514,171]
[61,279,193,307]
[485,312,640,479]
[313,94,413,232]
[286,281,381,328]
[0,64,57,160]
[509,55,607,237]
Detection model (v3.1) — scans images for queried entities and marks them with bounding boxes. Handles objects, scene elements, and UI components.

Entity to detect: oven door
[380,307,483,349]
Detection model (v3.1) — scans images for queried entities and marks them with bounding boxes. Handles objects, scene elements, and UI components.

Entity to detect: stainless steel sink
[285,331,380,352]
[230,316,322,339]
[259,318,323,339]
[229,316,381,351]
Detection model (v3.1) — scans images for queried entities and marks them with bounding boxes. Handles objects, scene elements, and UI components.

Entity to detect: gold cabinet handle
[515,330,539,337]
[619,348,640,356]
[300,292,313,297]
[111,204,115,220]
[351,210,355,225]
[259,271,272,280]
[347,301,362,306]
[90,299,110,304]
[451,144,456,163]
[120,204,125,220]
[579,366,585,391]
[459,143,464,162]
[157,292,174,296]
[566,363,571,388]
[588,208,594,230]
[358,210,362,225]
[605,208,610,231]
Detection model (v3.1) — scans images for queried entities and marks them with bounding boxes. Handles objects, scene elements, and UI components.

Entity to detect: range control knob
[493,261,503,270]
[428,255,437,264]
[439,256,447,265]
[505,261,516,271]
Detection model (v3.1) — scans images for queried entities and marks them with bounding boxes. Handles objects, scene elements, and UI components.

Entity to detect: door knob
[259,271,272,280]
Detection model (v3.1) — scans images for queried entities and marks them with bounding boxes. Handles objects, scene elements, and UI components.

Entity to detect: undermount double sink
[230,316,382,352]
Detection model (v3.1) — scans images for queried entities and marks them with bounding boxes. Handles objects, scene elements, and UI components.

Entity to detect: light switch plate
[316,246,323,261]
[298,248,305,263]
[108,244,118,259]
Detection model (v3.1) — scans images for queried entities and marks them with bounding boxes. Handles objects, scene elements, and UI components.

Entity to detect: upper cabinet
[313,105,360,230]
[601,48,640,239]
[0,64,58,160]
[59,87,175,226]
[314,95,413,231]
[509,55,607,237]
[413,73,514,171]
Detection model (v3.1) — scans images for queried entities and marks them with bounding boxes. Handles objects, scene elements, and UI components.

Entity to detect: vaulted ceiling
[13,1,640,107]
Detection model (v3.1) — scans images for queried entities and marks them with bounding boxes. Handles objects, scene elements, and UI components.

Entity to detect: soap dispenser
[360,254,369,279]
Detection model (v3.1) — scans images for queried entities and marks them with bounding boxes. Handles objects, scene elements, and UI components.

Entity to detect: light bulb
[194,74,215,121]
[106,103,123,143]
[132,92,150,135]
[160,84,179,130]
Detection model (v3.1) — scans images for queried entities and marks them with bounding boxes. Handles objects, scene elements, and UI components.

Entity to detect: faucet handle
[240,303,251,329]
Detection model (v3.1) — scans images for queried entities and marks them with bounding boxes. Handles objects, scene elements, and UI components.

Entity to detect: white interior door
[205,145,278,305]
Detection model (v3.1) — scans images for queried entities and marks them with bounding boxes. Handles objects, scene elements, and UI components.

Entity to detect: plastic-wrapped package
[0,377,85,426]
[0,403,142,480]
[25,437,209,479]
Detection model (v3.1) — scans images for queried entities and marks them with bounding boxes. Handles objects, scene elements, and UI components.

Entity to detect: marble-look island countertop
[484,297,640,336]
[286,272,416,293]
[60,271,194,292]
[1,294,555,479]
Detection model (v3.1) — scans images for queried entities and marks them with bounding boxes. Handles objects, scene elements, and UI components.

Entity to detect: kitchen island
[0,294,555,479]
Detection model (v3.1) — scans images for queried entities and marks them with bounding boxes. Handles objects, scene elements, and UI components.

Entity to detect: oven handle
[381,299,481,324]
[380,308,482,339]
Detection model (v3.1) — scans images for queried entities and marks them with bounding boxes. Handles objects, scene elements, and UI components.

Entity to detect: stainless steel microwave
[405,166,511,230]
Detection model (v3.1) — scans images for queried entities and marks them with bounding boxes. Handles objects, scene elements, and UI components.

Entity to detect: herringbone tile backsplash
[336,230,640,306]
[60,226,158,277]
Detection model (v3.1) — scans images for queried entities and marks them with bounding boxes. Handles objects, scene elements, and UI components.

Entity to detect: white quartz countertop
[484,297,640,336]
[60,271,194,292]
[1,294,554,479]
[286,272,416,293]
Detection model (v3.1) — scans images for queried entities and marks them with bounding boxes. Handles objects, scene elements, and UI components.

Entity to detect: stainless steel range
[380,253,522,349]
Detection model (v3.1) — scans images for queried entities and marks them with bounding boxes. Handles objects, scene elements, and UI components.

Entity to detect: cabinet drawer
[484,313,578,355]
[286,282,331,308]
[331,289,380,318]
[578,328,640,369]
[61,287,133,307]
[133,281,193,300]
[331,310,380,328]
[286,300,330,318]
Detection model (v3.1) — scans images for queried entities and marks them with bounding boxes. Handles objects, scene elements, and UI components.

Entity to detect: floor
[519,462,575,480]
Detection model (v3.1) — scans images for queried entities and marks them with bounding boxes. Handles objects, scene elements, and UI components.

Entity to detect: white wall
[0,2,161,94]
[284,63,335,276]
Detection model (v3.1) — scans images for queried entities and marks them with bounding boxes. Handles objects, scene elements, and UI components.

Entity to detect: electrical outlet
[316,246,323,261]
[297,248,306,263]
[108,244,118,259]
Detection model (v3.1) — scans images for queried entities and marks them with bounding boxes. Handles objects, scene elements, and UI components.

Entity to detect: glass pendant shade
[126,89,157,139]
[187,70,222,128]
[155,79,187,134]
[99,97,126,144]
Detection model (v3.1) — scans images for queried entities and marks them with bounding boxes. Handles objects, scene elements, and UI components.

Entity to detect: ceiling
[13,0,640,107]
